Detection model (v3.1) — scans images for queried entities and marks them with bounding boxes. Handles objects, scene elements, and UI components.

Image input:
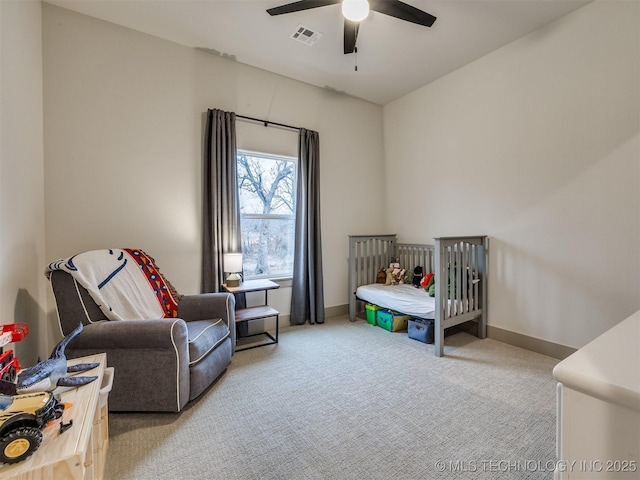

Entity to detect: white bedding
[356,283,435,320]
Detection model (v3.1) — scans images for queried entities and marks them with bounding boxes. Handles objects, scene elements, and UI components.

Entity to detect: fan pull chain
[354,47,358,72]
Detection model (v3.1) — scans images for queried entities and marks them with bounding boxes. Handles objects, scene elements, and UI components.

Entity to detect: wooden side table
[1,353,110,480]
[222,279,280,351]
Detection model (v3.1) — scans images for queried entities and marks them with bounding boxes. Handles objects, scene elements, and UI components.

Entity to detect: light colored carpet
[105,315,559,480]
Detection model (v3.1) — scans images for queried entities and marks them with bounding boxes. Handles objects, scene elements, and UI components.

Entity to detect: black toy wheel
[0,426,42,464]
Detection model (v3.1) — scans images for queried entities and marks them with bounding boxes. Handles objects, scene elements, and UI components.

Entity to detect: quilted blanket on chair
[46,248,179,321]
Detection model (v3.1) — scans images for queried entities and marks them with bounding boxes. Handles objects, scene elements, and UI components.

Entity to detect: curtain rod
[236,114,301,132]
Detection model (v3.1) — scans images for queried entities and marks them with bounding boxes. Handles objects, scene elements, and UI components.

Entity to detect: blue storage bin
[408,319,434,344]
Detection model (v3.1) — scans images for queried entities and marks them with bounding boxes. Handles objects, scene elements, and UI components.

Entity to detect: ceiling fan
[266,0,437,54]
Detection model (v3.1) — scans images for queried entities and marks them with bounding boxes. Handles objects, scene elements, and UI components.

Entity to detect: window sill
[245,276,292,288]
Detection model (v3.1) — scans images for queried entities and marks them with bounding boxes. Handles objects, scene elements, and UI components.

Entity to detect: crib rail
[348,235,396,321]
[434,236,488,356]
[396,243,435,275]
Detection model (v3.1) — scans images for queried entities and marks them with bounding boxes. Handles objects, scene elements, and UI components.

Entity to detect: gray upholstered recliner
[48,270,235,412]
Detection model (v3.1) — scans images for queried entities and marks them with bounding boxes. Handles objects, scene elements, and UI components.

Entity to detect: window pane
[237,150,297,279]
[241,217,295,278]
[237,153,295,216]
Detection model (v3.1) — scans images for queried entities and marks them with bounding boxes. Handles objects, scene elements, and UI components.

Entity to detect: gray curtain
[290,128,324,325]
[202,108,242,294]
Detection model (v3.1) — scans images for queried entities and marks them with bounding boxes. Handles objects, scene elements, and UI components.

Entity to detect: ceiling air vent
[289,25,323,46]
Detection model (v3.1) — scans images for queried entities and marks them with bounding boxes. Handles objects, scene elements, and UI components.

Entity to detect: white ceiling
[46,0,592,105]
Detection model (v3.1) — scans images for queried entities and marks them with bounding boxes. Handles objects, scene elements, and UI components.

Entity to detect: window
[237,150,297,279]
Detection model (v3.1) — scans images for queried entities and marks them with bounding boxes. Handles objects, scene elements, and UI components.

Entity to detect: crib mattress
[356,283,435,320]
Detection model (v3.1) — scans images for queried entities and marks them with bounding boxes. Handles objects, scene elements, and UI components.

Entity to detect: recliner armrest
[178,293,234,323]
[69,318,188,350]
[178,293,236,353]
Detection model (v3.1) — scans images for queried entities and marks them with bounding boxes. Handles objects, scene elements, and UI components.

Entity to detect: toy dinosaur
[0,323,98,395]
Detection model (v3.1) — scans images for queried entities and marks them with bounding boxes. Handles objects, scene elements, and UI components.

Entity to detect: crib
[348,234,489,356]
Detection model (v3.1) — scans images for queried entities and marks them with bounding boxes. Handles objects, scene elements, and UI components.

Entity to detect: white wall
[383,1,640,349]
[0,0,48,363]
[42,4,385,326]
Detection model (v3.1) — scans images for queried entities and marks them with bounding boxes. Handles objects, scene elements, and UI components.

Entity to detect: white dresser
[553,310,640,479]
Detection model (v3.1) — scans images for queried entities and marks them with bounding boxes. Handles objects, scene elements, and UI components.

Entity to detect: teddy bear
[384,267,394,285]
[384,267,406,285]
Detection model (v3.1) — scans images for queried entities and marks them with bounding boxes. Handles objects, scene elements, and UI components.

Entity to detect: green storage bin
[376,309,410,332]
[365,303,382,325]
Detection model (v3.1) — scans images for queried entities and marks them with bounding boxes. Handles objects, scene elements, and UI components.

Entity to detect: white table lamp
[223,253,243,287]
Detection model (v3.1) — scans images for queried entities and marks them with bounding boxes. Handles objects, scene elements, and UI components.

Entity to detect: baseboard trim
[325,304,348,319]
[262,305,346,331]
[487,325,576,360]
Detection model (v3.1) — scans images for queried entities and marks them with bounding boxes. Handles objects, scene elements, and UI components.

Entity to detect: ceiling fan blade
[369,0,436,27]
[344,19,359,54]
[267,0,340,16]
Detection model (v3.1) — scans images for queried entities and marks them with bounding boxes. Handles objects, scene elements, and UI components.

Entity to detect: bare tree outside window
[237,151,297,278]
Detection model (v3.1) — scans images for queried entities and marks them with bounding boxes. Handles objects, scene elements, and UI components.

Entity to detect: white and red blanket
[46,248,179,321]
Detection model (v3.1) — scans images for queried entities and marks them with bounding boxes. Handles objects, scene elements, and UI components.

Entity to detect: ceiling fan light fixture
[341,0,369,22]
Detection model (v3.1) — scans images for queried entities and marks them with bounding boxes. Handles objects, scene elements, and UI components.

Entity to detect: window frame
[236,149,297,281]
